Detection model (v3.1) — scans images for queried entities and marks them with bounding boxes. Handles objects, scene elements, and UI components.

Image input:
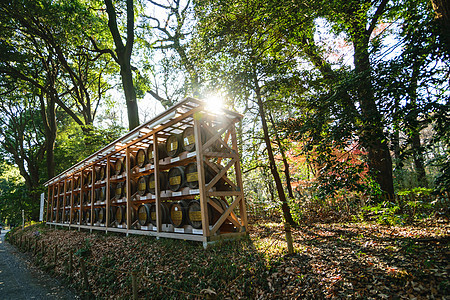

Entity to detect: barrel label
[149,181,155,189]
[151,212,156,220]
[189,189,199,195]
[171,211,182,224]
[189,211,202,222]
[139,182,146,191]
[138,210,147,221]
[170,157,180,163]
[184,135,195,146]
[169,140,178,152]
[186,172,198,182]
[137,153,145,165]
[187,152,196,158]
[172,192,182,196]
[170,176,181,185]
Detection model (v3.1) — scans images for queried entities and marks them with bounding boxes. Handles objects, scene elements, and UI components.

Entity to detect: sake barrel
[184,162,214,189]
[165,133,183,157]
[94,188,101,202]
[187,200,214,229]
[109,184,116,200]
[114,158,125,175]
[99,186,106,202]
[115,182,124,199]
[94,208,100,223]
[137,203,152,226]
[169,200,188,228]
[149,202,170,226]
[86,172,92,185]
[65,195,71,206]
[123,207,136,224]
[115,206,126,224]
[74,210,80,223]
[94,166,101,182]
[137,175,149,196]
[123,179,137,196]
[58,211,62,222]
[148,172,168,194]
[83,173,89,186]
[181,127,207,152]
[85,209,91,223]
[136,148,147,168]
[75,177,81,189]
[74,193,80,206]
[99,165,106,181]
[116,154,136,175]
[98,207,106,224]
[64,210,69,222]
[146,143,168,164]
[182,127,196,152]
[65,180,72,192]
[109,206,117,223]
[168,166,186,192]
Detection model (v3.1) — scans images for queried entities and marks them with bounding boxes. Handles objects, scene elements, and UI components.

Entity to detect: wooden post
[230,125,248,231]
[91,167,95,226]
[131,272,138,300]
[80,258,89,291]
[69,252,73,275]
[194,118,210,238]
[106,157,111,229]
[126,147,131,233]
[54,245,58,265]
[153,133,162,233]
[46,185,51,222]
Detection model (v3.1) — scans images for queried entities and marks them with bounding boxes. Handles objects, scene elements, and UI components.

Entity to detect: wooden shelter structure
[44,98,248,247]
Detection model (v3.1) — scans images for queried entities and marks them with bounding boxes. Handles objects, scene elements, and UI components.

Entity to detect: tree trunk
[120,61,140,130]
[431,0,450,56]
[352,31,394,196]
[104,0,139,130]
[268,112,295,199]
[408,60,428,187]
[254,76,296,225]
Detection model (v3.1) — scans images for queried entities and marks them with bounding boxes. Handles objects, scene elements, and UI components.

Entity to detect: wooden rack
[44,98,248,247]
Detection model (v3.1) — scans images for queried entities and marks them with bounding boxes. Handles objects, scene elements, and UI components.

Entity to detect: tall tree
[104,0,140,130]
[195,0,297,225]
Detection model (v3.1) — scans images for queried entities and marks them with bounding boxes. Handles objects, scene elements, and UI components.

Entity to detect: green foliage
[0,161,36,226]
[53,118,125,174]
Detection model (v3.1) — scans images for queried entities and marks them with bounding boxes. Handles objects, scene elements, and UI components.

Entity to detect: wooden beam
[205,158,236,191]
[203,159,237,190]
[208,197,241,228]
[153,133,162,233]
[126,147,131,233]
[202,119,235,151]
[194,118,210,237]
[210,195,242,235]
[230,126,248,230]
[106,156,111,228]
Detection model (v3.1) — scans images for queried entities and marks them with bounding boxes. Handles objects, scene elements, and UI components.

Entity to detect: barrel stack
[45,98,247,246]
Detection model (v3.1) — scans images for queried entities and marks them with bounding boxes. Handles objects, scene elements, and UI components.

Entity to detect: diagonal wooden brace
[205,157,235,191]
[210,195,242,235]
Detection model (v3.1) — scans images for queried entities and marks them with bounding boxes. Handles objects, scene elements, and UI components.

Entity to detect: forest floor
[6,218,449,299]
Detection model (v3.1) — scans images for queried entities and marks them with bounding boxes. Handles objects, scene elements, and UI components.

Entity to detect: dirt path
[0,230,78,300]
